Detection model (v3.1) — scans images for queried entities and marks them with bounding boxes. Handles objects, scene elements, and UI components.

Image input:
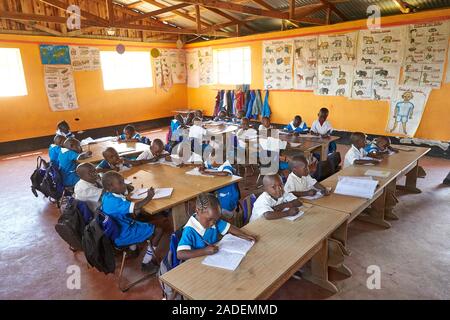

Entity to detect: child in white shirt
[74,163,103,212]
[251,174,302,222]
[344,132,379,168]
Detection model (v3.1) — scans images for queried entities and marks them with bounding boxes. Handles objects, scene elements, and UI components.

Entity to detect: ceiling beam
[107,0,114,25]
[38,0,109,26]
[117,3,191,24]
[251,0,276,11]
[126,1,144,9]
[171,0,289,19]
[15,21,63,36]
[289,0,295,19]
[205,7,258,33]
[195,5,201,34]
[325,5,331,24]
[319,0,347,20]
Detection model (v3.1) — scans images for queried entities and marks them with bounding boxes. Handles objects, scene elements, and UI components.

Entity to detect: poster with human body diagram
[293,36,318,90]
[263,40,294,90]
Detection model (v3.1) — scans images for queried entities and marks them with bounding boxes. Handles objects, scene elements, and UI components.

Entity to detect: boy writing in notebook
[176,193,256,261]
[101,171,163,273]
[284,115,308,134]
[284,155,330,197]
[344,132,380,168]
[118,124,141,142]
[49,135,65,166]
[58,138,92,187]
[251,175,302,222]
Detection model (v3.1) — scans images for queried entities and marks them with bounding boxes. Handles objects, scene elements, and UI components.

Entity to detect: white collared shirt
[344,144,368,168]
[136,149,154,161]
[74,179,103,212]
[310,120,333,135]
[251,191,297,222]
[284,173,317,193]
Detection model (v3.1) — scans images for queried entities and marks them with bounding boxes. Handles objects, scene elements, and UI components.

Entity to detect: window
[213,47,251,85]
[0,48,27,97]
[100,51,153,90]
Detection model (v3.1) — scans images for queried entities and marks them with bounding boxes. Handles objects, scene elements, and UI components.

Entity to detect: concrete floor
[0,129,449,300]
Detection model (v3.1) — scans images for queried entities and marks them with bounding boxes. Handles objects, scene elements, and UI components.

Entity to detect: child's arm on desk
[291,189,318,197]
[177,245,218,261]
[77,151,92,160]
[354,159,379,165]
[228,225,258,242]
[199,166,229,176]
[313,182,331,195]
[272,199,302,211]
[131,188,155,215]
[263,207,300,220]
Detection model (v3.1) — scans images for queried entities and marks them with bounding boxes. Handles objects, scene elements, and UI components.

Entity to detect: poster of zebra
[293,36,318,90]
[351,65,401,100]
[315,64,354,97]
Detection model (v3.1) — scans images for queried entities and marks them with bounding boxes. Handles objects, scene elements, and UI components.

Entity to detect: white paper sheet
[334,177,378,199]
[153,188,173,200]
[364,169,391,178]
[129,188,148,200]
[217,234,254,255]
[185,167,214,177]
[283,210,305,221]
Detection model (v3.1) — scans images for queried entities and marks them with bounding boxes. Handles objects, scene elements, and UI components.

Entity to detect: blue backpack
[158,229,184,300]
[33,158,65,204]
[96,211,120,243]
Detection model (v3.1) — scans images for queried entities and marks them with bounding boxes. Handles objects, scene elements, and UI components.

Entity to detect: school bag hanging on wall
[55,197,93,251]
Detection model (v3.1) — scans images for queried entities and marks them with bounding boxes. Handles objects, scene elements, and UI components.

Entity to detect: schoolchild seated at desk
[96,147,131,173]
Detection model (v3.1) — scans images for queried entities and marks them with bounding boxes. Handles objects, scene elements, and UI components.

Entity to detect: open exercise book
[301,187,332,200]
[202,234,254,271]
[129,188,173,200]
[334,176,378,199]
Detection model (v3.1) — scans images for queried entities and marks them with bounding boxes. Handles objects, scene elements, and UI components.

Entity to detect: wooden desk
[376,145,430,193]
[123,164,241,230]
[302,165,402,229]
[79,141,149,164]
[279,134,339,160]
[160,205,349,299]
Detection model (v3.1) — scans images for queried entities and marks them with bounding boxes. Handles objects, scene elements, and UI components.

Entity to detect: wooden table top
[78,141,150,164]
[279,134,340,144]
[122,164,242,214]
[160,205,348,300]
[302,164,402,214]
[375,145,430,172]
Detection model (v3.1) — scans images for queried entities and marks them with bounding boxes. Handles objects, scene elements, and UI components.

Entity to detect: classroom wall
[0,34,187,143]
[186,9,450,142]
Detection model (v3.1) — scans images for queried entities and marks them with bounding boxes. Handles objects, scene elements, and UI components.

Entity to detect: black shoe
[141,261,159,274]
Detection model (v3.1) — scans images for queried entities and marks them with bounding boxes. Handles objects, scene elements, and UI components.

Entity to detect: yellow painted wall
[186,9,450,141]
[0,34,187,143]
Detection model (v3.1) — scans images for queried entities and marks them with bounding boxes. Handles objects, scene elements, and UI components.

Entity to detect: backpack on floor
[30,156,49,198]
[55,197,93,251]
[39,162,65,203]
[158,229,184,300]
[82,214,116,274]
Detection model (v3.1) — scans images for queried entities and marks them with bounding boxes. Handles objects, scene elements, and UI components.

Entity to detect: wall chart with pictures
[351,65,401,100]
[166,49,186,84]
[198,48,213,85]
[293,36,318,90]
[69,46,100,71]
[186,49,199,88]
[44,65,78,111]
[315,64,354,97]
[154,51,173,89]
[317,32,357,65]
[263,40,294,90]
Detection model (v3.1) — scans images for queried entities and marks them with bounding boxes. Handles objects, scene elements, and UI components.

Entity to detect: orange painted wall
[186,9,450,141]
[0,34,187,143]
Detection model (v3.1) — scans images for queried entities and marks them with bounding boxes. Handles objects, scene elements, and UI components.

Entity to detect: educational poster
[69,46,100,71]
[405,21,449,64]
[44,65,79,111]
[262,40,294,90]
[386,86,431,137]
[446,47,450,83]
[154,53,173,90]
[356,26,407,65]
[293,36,318,90]
[39,45,71,65]
[186,49,199,88]
[351,65,401,100]
[315,64,353,97]
[317,32,357,65]
[166,49,186,84]
[401,63,444,88]
[198,47,213,85]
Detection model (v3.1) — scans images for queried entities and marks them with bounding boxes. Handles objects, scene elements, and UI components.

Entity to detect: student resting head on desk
[56,120,75,139]
[101,171,163,273]
[344,132,380,168]
[128,139,170,166]
[58,138,92,187]
[49,134,65,166]
[285,155,330,198]
[118,124,141,143]
[251,174,302,222]
[365,136,399,158]
[176,193,257,261]
[96,147,130,173]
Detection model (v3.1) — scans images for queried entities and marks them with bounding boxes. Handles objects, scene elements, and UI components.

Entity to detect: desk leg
[396,163,421,194]
[320,143,329,161]
[385,179,399,220]
[302,239,339,293]
[171,203,190,231]
[330,221,351,256]
[357,190,391,228]
[328,238,352,277]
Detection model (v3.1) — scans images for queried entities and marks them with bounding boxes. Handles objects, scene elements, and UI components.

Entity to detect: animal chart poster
[44,65,79,111]
[351,65,400,100]
[154,52,173,90]
[315,64,353,97]
[166,49,186,84]
[69,46,100,71]
[317,32,357,65]
[198,47,213,86]
[386,86,431,137]
[293,36,318,90]
[405,21,449,65]
[262,40,294,90]
[356,26,407,66]
[401,63,444,88]
[186,49,199,88]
